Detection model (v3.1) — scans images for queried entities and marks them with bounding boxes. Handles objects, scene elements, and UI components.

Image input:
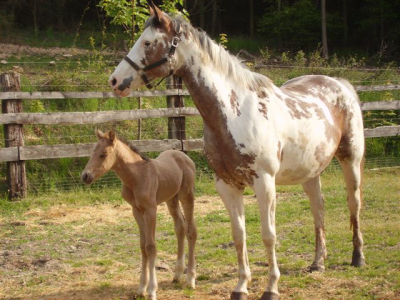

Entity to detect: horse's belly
[274,143,336,185]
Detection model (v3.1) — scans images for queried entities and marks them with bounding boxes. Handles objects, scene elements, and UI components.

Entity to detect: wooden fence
[1,72,400,199]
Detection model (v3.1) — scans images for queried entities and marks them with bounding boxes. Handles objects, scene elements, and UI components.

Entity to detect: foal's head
[109,3,181,96]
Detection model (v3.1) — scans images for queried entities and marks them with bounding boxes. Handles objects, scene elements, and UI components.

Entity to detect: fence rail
[1,73,400,199]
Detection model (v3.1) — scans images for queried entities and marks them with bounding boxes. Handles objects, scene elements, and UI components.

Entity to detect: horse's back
[272,75,364,184]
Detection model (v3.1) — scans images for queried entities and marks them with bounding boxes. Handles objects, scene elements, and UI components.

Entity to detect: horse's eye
[100,154,107,159]
[144,41,151,47]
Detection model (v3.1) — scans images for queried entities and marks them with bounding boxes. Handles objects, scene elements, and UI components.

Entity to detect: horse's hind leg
[166,196,187,283]
[179,189,197,289]
[338,156,366,267]
[302,176,327,272]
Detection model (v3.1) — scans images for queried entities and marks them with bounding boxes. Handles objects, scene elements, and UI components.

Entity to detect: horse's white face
[109,6,176,96]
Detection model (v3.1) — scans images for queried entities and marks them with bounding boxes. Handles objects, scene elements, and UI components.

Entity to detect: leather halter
[123,26,180,89]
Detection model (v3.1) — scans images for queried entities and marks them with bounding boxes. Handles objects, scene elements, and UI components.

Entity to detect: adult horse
[108,3,365,299]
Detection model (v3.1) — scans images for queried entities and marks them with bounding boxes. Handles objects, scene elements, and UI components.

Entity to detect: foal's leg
[302,176,327,272]
[121,187,149,296]
[338,158,365,267]
[166,196,187,283]
[132,206,150,296]
[180,189,197,289]
[216,178,250,300]
[142,205,158,300]
[252,173,280,300]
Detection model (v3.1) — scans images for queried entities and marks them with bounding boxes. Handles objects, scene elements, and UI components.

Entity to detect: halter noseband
[123,23,181,89]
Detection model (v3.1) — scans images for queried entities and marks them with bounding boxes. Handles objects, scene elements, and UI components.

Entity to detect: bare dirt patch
[0,43,123,59]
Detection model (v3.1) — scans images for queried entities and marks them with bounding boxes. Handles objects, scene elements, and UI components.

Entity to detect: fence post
[1,72,27,199]
[166,75,186,142]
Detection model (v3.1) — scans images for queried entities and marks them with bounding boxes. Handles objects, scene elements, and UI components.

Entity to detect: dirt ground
[0,43,123,59]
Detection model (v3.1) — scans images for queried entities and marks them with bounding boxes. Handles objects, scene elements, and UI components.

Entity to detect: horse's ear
[148,1,170,29]
[96,129,105,140]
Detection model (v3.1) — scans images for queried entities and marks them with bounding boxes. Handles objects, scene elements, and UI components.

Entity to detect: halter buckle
[137,69,144,76]
[171,37,180,48]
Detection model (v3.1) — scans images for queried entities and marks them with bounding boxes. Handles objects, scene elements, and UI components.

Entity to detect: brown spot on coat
[258,102,268,120]
[230,90,241,116]
[177,66,258,188]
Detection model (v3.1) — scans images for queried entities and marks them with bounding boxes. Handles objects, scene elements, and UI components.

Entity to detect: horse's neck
[112,142,143,182]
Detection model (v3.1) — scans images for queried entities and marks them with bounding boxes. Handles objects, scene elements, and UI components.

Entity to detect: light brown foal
[81,130,197,300]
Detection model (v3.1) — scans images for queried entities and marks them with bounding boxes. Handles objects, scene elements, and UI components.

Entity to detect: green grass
[0,169,399,299]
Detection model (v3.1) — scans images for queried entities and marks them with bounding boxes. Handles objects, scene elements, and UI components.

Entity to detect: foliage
[258,0,342,50]
[219,33,228,49]
[98,0,187,46]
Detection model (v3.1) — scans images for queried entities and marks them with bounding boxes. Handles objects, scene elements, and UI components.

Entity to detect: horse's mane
[147,15,274,94]
[117,135,150,162]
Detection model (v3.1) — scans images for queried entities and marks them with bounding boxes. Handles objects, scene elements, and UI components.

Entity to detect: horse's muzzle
[81,171,93,185]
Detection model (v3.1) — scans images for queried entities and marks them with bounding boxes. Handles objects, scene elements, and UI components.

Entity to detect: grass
[0,168,399,300]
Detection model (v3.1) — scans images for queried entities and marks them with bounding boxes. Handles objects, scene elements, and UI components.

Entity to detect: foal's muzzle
[81,171,94,185]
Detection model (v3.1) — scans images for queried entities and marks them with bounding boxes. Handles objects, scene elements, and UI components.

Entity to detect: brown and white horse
[81,130,197,300]
[108,4,365,300]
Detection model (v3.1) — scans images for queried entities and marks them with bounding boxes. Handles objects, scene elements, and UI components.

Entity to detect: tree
[98,0,187,45]
[321,0,328,58]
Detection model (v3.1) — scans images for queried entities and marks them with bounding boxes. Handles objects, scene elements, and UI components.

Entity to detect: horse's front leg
[132,206,149,296]
[143,206,158,300]
[252,173,280,300]
[216,178,250,300]
[122,186,149,297]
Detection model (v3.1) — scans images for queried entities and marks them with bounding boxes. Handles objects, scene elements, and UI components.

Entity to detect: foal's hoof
[260,291,279,300]
[309,264,325,272]
[351,250,365,267]
[231,291,248,300]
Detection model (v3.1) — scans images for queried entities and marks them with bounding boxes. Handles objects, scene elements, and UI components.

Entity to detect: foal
[81,130,197,300]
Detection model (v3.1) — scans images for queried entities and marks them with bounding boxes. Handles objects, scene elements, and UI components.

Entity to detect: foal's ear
[96,129,105,140]
[108,130,116,144]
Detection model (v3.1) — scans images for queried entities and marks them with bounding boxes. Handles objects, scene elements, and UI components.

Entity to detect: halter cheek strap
[123,22,181,89]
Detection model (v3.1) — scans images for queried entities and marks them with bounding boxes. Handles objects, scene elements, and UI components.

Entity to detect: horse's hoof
[260,291,279,300]
[309,264,325,272]
[351,250,365,267]
[231,291,248,300]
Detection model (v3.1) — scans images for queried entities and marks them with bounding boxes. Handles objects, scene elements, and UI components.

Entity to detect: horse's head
[81,129,118,185]
[109,3,182,96]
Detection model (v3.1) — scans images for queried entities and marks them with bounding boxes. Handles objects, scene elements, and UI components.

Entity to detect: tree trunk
[249,0,254,38]
[199,0,205,30]
[321,0,329,59]
[342,0,348,47]
[33,0,38,35]
[380,0,384,45]
[131,0,136,42]
[211,0,217,36]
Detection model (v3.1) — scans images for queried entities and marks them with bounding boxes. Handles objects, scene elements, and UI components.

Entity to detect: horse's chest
[203,127,258,188]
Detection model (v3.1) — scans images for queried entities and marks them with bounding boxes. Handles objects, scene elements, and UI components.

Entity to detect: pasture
[1,168,399,300]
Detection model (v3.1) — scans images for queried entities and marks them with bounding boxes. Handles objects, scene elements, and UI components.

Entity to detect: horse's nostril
[111,78,117,86]
[82,173,88,182]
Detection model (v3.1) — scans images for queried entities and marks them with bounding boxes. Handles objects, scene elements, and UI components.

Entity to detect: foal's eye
[100,154,107,159]
[144,41,151,47]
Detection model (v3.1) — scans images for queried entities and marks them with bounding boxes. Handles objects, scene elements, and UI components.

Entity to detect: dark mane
[117,135,150,162]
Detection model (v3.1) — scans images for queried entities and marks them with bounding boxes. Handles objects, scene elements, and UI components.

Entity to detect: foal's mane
[147,15,274,93]
[117,135,150,162]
